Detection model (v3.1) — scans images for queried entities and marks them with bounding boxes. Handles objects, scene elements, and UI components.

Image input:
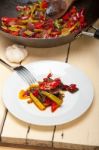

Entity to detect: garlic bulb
[5,44,28,63]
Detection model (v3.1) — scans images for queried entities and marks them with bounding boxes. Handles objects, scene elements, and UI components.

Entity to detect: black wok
[0,0,99,48]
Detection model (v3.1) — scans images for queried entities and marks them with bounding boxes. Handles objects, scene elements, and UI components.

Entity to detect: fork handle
[0,59,13,71]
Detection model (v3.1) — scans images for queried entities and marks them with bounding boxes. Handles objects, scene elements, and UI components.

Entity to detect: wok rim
[0,27,78,41]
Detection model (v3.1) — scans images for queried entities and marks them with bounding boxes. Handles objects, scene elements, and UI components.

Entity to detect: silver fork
[0,58,36,85]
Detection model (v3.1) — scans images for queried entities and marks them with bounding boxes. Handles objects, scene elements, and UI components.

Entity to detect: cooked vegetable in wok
[19,73,78,112]
[1,0,86,38]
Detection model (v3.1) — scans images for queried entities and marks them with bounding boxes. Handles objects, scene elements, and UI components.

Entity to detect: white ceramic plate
[2,61,94,126]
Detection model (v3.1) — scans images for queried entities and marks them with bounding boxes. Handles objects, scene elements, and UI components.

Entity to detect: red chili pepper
[47,73,52,78]
[39,79,61,90]
[51,102,59,112]
[70,6,77,14]
[34,22,43,29]
[62,84,69,90]
[25,91,30,96]
[68,84,78,93]
[62,13,70,21]
[34,33,42,38]
[32,90,39,97]
[10,31,19,36]
[54,78,61,83]
[1,17,17,23]
[50,31,61,37]
[43,73,52,81]
[40,15,45,21]
[41,0,48,8]
[45,19,54,29]
[50,81,59,88]
[44,97,52,107]
[79,16,85,24]
[49,78,61,89]
[67,21,74,28]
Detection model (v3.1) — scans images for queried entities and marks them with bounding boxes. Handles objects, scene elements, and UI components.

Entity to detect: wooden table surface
[0,20,99,150]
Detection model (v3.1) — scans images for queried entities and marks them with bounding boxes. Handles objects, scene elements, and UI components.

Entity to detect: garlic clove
[5,44,28,63]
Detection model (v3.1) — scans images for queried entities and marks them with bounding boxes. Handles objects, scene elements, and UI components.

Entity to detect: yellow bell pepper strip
[23,30,33,36]
[26,83,39,91]
[61,28,70,36]
[30,93,46,110]
[41,91,63,106]
[8,26,20,32]
[34,29,43,33]
[28,83,39,89]
[19,90,29,100]
[11,25,26,29]
[29,3,38,15]
[61,22,79,36]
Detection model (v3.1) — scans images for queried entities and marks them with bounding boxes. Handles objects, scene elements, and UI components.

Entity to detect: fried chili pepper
[1,1,86,40]
[51,102,59,112]
[19,73,79,112]
[41,0,48,8]
[1,17,17,26]
[34,22,44,29]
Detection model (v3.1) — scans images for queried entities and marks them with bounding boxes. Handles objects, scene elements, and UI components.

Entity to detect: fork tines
[14,66,36,85]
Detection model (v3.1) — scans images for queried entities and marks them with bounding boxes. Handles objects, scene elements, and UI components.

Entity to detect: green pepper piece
[24,30,33,36]
[38,0,41,4]
[34,29,43,32]
[41,91,63,106]
[54,20,61,29]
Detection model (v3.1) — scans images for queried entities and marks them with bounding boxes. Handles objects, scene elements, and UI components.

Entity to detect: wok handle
[81,29,99,39]
[94,29,99,39]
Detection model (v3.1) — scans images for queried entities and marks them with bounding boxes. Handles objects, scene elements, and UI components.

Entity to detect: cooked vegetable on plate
[19,73,78,112]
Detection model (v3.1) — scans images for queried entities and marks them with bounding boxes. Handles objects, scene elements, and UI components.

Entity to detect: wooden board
[0,35,14,136]
[0,36,28,144]
[0,66,8,135]
[0,147,37,150]
[53,36,99,150]
[1,113,28,144]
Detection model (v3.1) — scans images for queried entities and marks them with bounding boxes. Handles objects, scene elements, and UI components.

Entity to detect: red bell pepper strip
[10,31,19,36]
[34,22,43,29]
[51,102,59,112]
[1,17,17,26]
[41,0,48,8]
[44,97,52,107]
